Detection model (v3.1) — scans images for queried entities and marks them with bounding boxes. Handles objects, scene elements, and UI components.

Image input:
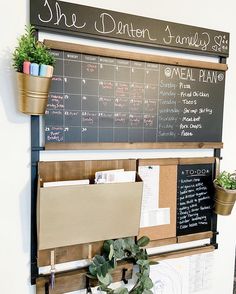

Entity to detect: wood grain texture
[38,242,103,267]
[36,245,215,293]
[149,245,215,262]
[44,40,228,71]
[36,260,133,294]
[138,157,215,166]
[37,158,215,265]
[147,237,177,248]
[178,157,215,164]
[38,159,136,184]
[45,142,223,150]
[177,231,213,243]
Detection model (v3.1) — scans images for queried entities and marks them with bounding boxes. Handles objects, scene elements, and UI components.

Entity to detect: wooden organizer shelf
[36,244,215,293]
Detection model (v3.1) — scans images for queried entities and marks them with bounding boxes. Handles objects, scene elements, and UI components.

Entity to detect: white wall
[0,0,235,293]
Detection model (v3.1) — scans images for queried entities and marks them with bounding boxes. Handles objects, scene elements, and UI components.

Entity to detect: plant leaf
[137,236,150,247]
[114,287,129,294]
[109,244,114,260]
[149,260,158,265]
[143,290,153,294]
[101,261,109,277]
[97,273,112,286]
[88,263,97,276]
[103,240,114,253]
[143,277,153,289]
[86,273,97,280]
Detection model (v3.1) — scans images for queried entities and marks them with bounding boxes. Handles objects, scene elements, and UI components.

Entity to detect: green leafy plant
[214,171,236,190]
[12,25,55,72]
[88,236,156,294]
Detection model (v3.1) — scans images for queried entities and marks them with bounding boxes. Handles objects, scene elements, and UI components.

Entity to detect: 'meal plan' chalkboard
[44,46,225,144]
[176,164,214,236]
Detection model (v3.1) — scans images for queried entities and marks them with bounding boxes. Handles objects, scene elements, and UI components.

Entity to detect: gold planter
[17,72,52,115]
[213,183,236,215]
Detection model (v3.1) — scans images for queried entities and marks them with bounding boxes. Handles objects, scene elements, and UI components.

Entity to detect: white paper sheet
[43,179,90,187]
[150,252,214,294]
[138,165,160,210]
[95,169,136,184]
[140,208,170,228]
[138,165,170,227]
[95,169,124,183]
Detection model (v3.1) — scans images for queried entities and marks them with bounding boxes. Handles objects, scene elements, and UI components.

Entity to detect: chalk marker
[39,64,47,77]
[30,63,39,76]
[46,65,54,77]
[23,61,31,74]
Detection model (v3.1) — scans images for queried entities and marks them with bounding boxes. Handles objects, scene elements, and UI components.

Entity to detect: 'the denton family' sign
[30,0,229,56]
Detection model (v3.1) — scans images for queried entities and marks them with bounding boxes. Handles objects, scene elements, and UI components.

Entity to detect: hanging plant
[12,25,56,115]
[88,236,156,294]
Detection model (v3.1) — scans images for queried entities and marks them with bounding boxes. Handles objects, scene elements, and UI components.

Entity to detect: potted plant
[12,25,55,115]
[213,171,236,215]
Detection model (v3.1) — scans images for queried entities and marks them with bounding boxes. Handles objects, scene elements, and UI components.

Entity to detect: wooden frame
[43,39,226,150]
[29,2,227,286]
[138,157,215,240]
[45,141,223,150]
[45,40,228,71]
[36,244,215,293]
[37,156,216,267]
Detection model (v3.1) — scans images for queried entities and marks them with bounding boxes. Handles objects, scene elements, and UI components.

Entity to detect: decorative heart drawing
[212,45,218,51]
[214,35,223,47]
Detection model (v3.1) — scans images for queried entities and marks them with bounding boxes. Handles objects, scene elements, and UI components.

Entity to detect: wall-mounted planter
[213,183,236,215]
[17,72,52,115]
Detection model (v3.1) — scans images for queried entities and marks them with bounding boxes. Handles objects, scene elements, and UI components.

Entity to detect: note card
[43,179,89,187]
[138,165,170,227]
[140,208,170,228]
[138,165,160,210]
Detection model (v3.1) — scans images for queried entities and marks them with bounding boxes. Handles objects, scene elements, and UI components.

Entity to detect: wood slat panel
[138,157,215,166]
[149,245,215,262]
[36,260,133,294]
[44,40,228,71]
[148,237,177,248]
[177,231,213,243]
[45,142,223,150]
[138,158,179,166]
[38,158,215,266]
[39,232,212,267]
[36,245,215,293]
[178,157,215,164]
[38,242,103,267]
[38,159,136,183]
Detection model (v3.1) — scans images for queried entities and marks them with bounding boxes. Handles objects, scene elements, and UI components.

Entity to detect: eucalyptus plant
[88,236,156,294]
[214,171,236,190]
[12,25,55,72]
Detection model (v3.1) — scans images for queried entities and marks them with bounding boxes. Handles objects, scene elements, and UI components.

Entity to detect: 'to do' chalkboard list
[176,163,214,236]
[44,46,225,144]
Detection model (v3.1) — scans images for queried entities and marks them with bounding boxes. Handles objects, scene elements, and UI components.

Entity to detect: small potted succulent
[12,25,55,115]
[213,171,236,215]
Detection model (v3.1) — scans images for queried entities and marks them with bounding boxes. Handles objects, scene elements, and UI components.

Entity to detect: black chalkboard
[44,48,225,144]
[30,0,229,56]
[176,163,214,236]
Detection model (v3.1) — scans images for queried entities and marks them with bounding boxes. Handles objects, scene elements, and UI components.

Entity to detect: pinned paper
[138,165,170,228]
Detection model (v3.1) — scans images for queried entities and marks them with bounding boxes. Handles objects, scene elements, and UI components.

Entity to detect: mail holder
[37,160,143,250]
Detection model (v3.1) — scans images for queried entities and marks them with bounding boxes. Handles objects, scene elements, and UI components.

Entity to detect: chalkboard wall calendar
[44,43,226,144]
[176,163,214,236]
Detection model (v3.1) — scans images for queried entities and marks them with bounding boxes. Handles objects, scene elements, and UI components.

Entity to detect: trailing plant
[12,25,55,72]
[88,236,156,294]
[214,171,236,190]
